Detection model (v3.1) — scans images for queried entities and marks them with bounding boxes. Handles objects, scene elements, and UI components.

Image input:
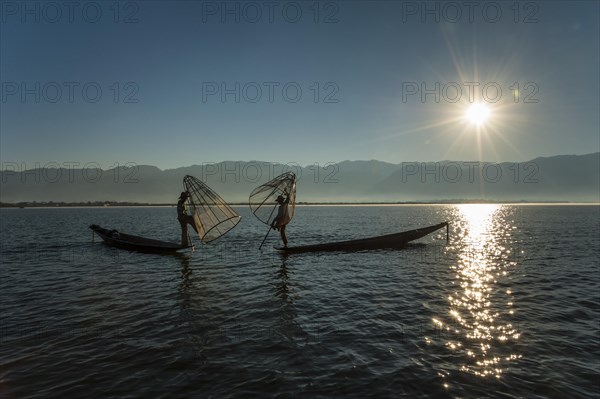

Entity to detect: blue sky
[1,1,598,169]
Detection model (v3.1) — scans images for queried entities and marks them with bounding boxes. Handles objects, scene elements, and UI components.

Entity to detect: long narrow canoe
[277,222,449,253]
[90,224,191,253]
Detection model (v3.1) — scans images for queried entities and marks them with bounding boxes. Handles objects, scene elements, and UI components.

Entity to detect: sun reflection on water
[436,204,521,379]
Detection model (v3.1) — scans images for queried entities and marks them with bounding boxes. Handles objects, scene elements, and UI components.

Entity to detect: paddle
[258,205,277,250]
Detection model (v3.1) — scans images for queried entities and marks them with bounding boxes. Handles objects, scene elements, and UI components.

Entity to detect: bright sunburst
[466,102,491,126]
[375,25,533,163]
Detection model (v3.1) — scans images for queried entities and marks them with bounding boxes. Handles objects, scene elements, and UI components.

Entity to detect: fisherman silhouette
[177,191,198,246]
[271,190,291,248]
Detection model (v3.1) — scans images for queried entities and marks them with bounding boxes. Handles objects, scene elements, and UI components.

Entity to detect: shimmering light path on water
[1,205,598,398]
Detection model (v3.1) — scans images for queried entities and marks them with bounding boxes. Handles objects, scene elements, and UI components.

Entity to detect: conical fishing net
[183,175,241,243]
[249,172,296,226]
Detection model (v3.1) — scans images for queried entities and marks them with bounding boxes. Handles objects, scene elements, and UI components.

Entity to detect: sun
[466,102,491,126]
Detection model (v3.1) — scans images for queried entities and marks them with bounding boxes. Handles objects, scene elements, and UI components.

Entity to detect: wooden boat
[276,222,449,253]
[90,224,191,253]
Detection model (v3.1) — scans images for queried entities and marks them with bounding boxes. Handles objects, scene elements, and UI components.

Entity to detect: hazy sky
[1,1,598,169]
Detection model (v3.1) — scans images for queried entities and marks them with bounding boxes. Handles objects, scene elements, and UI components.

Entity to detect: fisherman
[271,190,291,248]
[177,191,198,246]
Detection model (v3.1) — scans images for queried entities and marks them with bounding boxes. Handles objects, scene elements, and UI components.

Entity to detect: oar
[259,205,277,250]
[259,225,273,250]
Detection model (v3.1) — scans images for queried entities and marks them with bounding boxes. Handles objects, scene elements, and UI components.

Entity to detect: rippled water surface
[1,205,598,398]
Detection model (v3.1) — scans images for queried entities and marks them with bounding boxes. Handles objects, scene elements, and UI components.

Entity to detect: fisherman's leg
[179,218,189,246]
[185,215,199,234]
[280,225,288,247]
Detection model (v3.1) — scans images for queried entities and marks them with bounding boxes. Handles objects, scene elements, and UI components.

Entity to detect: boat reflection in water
[436,204,522,381]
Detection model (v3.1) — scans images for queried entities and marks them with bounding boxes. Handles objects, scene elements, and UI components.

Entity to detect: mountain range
[1,153,598,203]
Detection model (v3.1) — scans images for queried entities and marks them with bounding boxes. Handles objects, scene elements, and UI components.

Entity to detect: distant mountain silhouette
[1,153,598,203]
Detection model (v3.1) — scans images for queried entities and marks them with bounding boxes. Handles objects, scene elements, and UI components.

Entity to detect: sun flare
[466,102,491,126]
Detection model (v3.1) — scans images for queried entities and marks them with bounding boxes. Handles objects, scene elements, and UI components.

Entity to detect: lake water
[1,205,598,398]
